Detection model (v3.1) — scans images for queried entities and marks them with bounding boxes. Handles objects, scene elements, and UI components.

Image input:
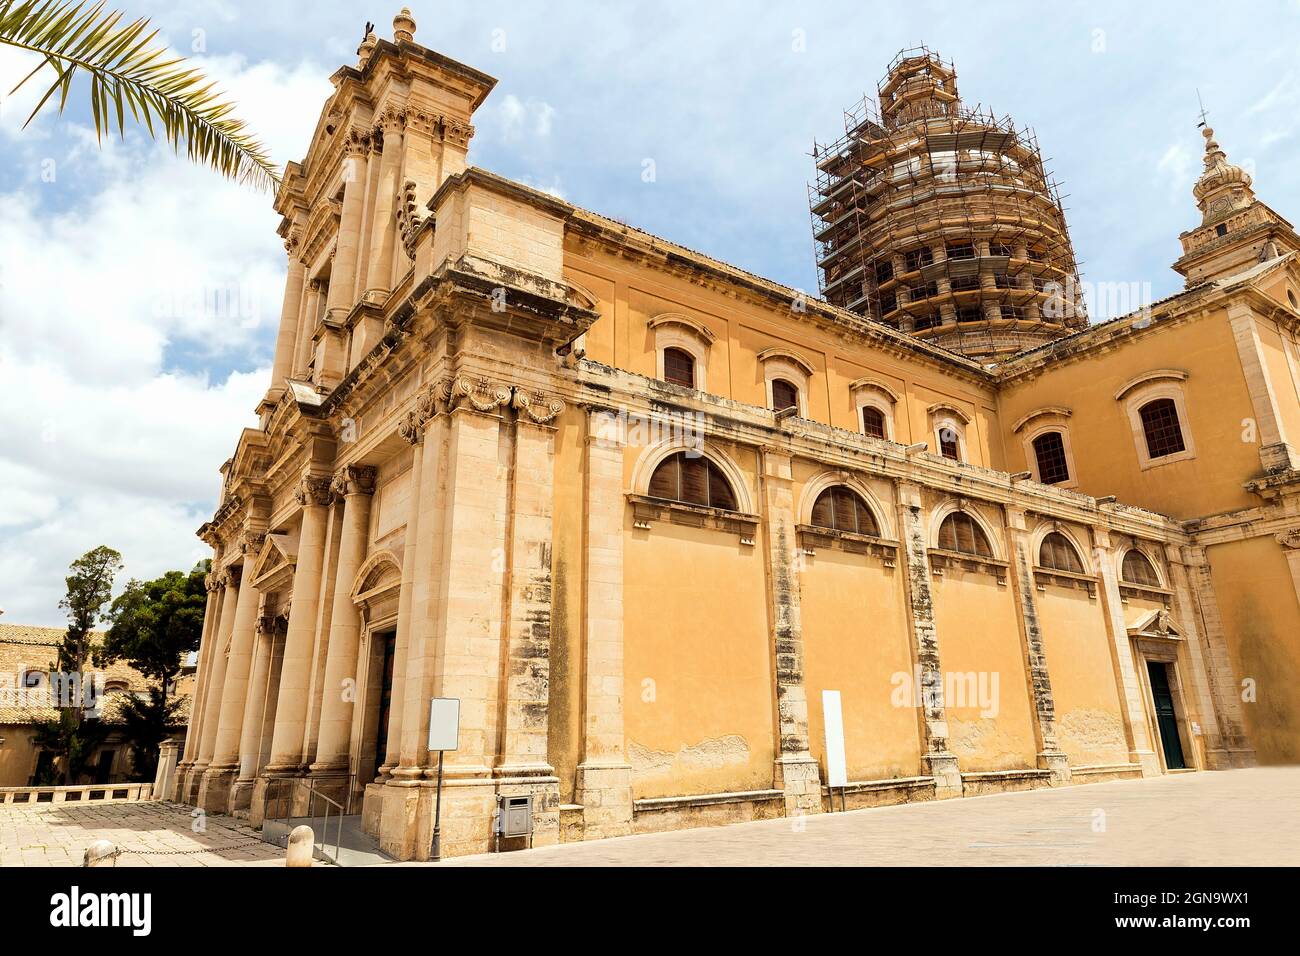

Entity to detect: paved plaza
[1,768,1295,867]
[0,800,286,867]
[429,767,1300,867]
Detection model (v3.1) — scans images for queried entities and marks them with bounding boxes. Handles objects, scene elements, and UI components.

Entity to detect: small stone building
[0,624,191,788]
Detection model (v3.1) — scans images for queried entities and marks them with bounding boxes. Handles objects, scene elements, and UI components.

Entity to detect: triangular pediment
[1127,608,1182,640]
[251,532,298,592]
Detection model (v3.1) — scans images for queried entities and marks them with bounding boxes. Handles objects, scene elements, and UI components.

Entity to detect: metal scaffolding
[810,46,1087,363]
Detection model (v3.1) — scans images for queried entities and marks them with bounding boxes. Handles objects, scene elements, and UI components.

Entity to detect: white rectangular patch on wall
[428,698,461,752]
[822,689,848,788]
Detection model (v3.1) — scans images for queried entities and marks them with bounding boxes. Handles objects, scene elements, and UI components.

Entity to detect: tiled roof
[0,623,192,727]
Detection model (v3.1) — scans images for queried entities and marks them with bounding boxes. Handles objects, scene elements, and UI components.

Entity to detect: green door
[1147,661,1186,770]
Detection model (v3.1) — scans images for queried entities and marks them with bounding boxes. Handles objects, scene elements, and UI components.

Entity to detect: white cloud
[1156,142,1195,197]
[0,52,326,626]
[495,93,558,140]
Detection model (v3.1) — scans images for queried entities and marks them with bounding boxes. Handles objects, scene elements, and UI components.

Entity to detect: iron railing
[264,773,355,865]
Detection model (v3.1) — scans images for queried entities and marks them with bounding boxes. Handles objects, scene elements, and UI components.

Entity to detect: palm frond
[1,0,279,190]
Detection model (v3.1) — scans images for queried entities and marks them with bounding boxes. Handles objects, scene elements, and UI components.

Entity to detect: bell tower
[1173,124,1300,286]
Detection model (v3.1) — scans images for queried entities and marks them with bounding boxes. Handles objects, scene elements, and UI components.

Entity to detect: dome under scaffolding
[810,46,1088,364]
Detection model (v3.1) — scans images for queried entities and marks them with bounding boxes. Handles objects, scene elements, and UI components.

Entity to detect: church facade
[174,12,1300,860]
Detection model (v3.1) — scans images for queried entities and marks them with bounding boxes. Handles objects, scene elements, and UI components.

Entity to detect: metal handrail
[263,773,355,865]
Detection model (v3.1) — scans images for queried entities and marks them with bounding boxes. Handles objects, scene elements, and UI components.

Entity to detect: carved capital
[443,119,474,148]
[1278,528,1300,551]
[448,375,511,415]
[377,107,406,136]
[240,531,266,556]
[511,387,566,425]
[332,464,378,498]
[294,475,334,508]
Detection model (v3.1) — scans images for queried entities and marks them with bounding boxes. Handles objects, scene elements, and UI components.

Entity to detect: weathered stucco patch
[949,716,1032,769]
[1057,709,1128,764]
[629,735,751,778]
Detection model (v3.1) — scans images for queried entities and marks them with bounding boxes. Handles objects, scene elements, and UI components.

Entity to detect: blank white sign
[822,690,848,788]
[427,698,461,752]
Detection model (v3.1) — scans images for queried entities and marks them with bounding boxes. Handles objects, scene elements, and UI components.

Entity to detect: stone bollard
[83,840,119,867]
[286,825,314,868]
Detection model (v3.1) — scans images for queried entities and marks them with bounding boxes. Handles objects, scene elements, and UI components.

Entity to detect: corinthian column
[265,476,333,774]
[312,465,377,777]
[364,111,404,299]
[194,572,239,775]
[325,134,370,324]
[199,550,263,812]
[268,242,305,398]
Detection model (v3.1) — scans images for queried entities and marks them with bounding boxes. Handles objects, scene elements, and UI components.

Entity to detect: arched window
[1139,398,1186,459]
[1121,549,1161,587]
[810,487,880,536]
[647,452,738,511]
[1038,532,1083,573]
[662,347,695,388]
[861,406,886,439]
[1032,431,1070,485]
[937,511,993,557]
[771,378,799,412]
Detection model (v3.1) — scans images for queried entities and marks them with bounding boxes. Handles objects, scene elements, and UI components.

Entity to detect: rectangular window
[1140,399,1187,459]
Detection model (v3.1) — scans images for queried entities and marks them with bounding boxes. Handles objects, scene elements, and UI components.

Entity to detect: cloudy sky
[2,0,1299,626]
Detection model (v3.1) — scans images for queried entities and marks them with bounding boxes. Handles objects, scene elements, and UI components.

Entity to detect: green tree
[33,545,123,784]
[1,0,277,188]
[102,564,207,685]
[101,563,207,780]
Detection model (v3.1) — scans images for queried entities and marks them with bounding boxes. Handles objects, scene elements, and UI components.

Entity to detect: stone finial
[393,7,416,43]
[357,28,378,67]
[1192,125,1255,225]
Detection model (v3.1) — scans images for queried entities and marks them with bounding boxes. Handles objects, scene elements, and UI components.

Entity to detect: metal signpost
[427,697,460,861]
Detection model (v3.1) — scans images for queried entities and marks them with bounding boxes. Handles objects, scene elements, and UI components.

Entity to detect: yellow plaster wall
[1035,584,1129,766]
[999,313,1261,518]
[800,550,923,782]
[1206,537,1300,763]
[562,243,1001,468]
[931,569,1038,771]
[622,515,775,799]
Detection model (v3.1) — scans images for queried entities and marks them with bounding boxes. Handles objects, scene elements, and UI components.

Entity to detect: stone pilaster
[312,465,378,781]
[379,427,426,780]
[294,279,322,379]
[1179,545,1257,768]
[381,389,444,860]
[895,482,962,797]
[198,555,262,813]
[1003,508,1069,785]
[1227,304,1298,472]
[574,407,633,840]
[1092,527,1161,775]
[760,450,823,816]
[497,391,563,777]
